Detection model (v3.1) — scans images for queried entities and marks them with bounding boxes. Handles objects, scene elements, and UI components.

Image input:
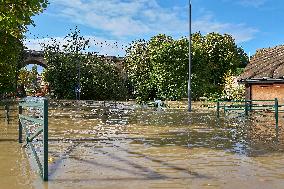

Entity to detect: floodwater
[1,101,284,189]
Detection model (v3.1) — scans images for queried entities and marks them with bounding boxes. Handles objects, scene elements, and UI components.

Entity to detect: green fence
[216,98,282,129]
[18,98,48,181]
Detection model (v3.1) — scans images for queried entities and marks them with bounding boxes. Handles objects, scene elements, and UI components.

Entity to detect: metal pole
[188,0,192,112]
[248,100,252,111]
[245,101,248,116]
[275,98,279,130]
[43,99,48,181]
[217,101,220,118]
[18,105,23,143]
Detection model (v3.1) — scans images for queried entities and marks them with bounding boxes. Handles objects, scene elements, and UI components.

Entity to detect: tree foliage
[18,65,40,96]
[222,70,245,100]
[0,0,48,98]
[125,35,189,102]
[0,0,49,38]
[0,31,24,96]
[42,28,128,100]
[17,65,41,97]
[125,32,248,102]
[191,32,247,98]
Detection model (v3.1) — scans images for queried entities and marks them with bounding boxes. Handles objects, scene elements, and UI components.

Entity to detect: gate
[18,98,48,181]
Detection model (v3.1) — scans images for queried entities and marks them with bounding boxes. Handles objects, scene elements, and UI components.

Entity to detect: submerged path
[1,103,284,189]
[0,116,39,189]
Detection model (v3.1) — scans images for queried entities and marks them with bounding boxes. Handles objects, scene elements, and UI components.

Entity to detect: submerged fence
[18,98,48,181]
[216,98,283,129]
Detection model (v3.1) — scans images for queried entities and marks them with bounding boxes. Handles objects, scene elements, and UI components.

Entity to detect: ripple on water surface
[1,103,284,188]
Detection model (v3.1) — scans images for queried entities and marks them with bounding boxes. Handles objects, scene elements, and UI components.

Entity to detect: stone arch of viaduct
[21,50,124,69]
[22,50,47,69]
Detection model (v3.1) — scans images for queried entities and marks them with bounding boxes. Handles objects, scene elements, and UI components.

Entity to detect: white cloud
[192,14,258,43]
[238,0,267,8]
[48,0,257,43]
[25,0,258,55]
[23,36,128,56]
[24,38,52,51]
[87,36,128,56]
[222,0,267,8]
[50,0,188,38]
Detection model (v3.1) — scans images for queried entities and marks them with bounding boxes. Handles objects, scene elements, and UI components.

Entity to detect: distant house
[238,45,284,103]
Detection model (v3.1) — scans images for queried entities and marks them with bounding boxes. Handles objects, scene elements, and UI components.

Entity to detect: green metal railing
[19,98,48,181]
[216,98,282,129]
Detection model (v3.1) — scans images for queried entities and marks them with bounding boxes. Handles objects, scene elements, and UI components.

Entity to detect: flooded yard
[1,101,284,189]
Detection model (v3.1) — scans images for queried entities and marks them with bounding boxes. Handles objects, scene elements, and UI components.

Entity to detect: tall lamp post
[188,0,192,112]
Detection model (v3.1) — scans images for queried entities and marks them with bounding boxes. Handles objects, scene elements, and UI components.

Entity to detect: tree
[0,0,49,38]
[42,27,89,99]
[201,33,247,94]
[0,0,48,97]
[17,65,40,96]
[0,31,24,96]
[125,34,189,102]
[42,28,128,100]
[190,32,209,98]
[125,32,248,102]
[125,39,152,102]
[148,35,188,100]
[191,32,247,99]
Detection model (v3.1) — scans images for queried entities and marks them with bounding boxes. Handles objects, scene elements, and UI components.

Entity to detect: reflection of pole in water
[4,104,9,124]
[275,127,279,143]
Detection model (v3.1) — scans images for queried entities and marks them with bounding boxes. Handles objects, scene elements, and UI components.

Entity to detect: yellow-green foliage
[0,0,48,38]
[222,70,245,100]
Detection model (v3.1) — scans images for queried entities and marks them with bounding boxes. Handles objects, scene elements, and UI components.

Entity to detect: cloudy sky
[25,0,284,57]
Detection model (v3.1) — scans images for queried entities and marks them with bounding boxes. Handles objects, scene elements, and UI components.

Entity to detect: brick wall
[251,84,284,104]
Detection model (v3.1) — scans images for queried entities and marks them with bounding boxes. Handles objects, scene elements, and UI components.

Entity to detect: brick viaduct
[22,50,124,69]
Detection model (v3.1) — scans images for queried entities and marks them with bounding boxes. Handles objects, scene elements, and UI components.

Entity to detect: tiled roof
[239,45,284,81]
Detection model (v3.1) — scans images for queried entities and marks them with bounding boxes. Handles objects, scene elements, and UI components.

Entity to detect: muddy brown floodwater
[1,102,284,189]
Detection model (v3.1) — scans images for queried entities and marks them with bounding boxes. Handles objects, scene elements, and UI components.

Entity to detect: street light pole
[188,0,192,112]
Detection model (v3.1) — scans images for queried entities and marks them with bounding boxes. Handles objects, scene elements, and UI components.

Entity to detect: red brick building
[238,45,284,103]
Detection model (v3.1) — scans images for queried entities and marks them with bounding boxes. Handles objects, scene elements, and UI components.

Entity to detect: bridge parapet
[22,50,124,69]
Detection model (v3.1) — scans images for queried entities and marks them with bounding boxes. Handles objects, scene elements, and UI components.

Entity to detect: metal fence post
[18,105,23,143]
[248,100,252,111]
[217,101,220,118]
[245,101,248,116]
[43,99,48,181]
[275,98,279,130]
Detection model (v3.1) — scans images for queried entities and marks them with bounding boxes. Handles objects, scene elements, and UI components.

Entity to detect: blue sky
[25,0,284,58]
